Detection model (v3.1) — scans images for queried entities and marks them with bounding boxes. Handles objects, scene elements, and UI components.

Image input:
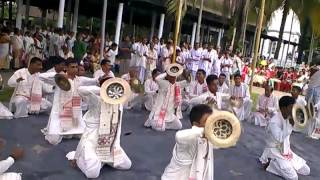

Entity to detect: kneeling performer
[260,96,310,180]
[66,77,132,178]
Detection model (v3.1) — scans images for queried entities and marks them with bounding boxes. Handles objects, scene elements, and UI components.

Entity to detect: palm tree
[273,0,304,59]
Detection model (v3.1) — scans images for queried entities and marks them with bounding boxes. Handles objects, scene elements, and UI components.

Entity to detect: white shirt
[93,69,115,79]
[106,49,118,65]
[144,78,159,94]
[221,56,233,75]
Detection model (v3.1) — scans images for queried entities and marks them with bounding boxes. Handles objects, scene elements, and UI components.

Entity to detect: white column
[114,3,124,45]
[150,12,156,40]
[191,22,197,48]
[196,0,204,43]
[57,0,66,28]
[15,0,23,29]
[217,29,222,47]
[100,0,108,61]
[72,0,79,32]
[158,13,165,39]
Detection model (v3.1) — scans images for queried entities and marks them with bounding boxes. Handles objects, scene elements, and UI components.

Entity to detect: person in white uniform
[144,69,160,111]
[189,74,229,111]
[121,68,143,110]
[186,69,208,100]
[145,64,189,131]
[291,86,306,107]
[40,59,98,145]
[260,96,310,180]
[217,73,229,94]
[229,74,252,121]
[66,79,131,178]
[8,57,52,118]
[189,43,202,79]
[252,85,278,127]
[220,51,233,86]
[199,44,217,75]
[93,59,115,79]
[0,138,23,180]
[161,104,214,180]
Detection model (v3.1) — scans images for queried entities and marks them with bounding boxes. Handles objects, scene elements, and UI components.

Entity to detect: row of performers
[0,57,317,179]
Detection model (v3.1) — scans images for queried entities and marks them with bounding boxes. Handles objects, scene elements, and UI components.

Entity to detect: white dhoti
[11,96,51,118]
[252,112,269,127]
[144,94,155,111]
[260,148,310,180]
[66,129,131,178]
[233,99,252,121]
[0,172,22,180]
[0,102,13,120]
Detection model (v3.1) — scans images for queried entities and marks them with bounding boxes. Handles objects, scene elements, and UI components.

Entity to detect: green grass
[0,87,14,102]
[251,92,259,111]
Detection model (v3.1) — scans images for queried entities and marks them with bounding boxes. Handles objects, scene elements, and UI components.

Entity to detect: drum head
[204,111,241,148]
[307,98,316,119]
[100,78,131,105]
[166,63,183,77]
[292,104,308,129]
[54,74,71,91]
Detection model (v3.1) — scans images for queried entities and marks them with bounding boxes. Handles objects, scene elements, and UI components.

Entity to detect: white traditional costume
[121,73,142,110]
[145,72,188,131]
[217,82,229,94]
[0,102,13,120]
[11,34,24,69]
[146,48,158,79]
[93,69,115,79]
[8,68,52,118]
[160,46,173,72]
[186,81,208,100]
[66,86,131,178]
[259,112,310,180]
[220,56,233,85]
[199,49,217,75]
[39,72,98,145]
[190,48,202,78]
[252,94,278,127]
[189,91,229,111]
[211,57,221,76]
[129,41,140,68]
[229,83,252,121]
[144,78,159,111]
[136,43,148,82]
[305,70,320,139]
[161,126,214,180]
[0,157,22,180]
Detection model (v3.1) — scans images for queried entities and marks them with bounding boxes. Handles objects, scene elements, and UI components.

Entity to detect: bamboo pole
[249,0,265,93]
[172,0,183,63]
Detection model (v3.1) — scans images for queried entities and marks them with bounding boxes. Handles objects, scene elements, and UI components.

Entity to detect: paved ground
[0,106,320,180]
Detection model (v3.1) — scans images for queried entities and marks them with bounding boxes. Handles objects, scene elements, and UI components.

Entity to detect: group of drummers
[0,54,320,180]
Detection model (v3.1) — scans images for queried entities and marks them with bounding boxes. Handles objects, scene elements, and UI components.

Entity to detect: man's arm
[189,93,208,106]
[79,77,98,86]
[0,157,14,174]
[175,128,203,145]
[39,72,57,86]
[7,71,21,87]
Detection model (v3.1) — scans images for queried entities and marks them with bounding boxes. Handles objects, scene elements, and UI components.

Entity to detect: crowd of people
[0,25,320,180]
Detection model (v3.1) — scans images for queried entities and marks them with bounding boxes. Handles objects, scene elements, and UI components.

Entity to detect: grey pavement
[0,107,320,180]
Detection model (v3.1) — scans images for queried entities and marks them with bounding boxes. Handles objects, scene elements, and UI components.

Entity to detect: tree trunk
[274,0,289,59]
[1,0,4,21]
[239,0,250,53]
[250,0,265,93]
[297,19,310,64]
[8,0,12,23]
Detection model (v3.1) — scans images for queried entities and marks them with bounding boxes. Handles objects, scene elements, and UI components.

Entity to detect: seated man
[186,69,208,99]
[291,86,306,107]
[0,138,23,180]
[145,64,189,131]
[229,73,252,121]
[121,67,143,109]
[252,85,278,127]
[93,59,115,79]
[66,79,131,178]
[7,57,52,118]
[144,69,160,111]
[40,59,98,145]
[217,73,229,93]
[260,96,310,180]
[189,74,229,111]
[161,104,214,180]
